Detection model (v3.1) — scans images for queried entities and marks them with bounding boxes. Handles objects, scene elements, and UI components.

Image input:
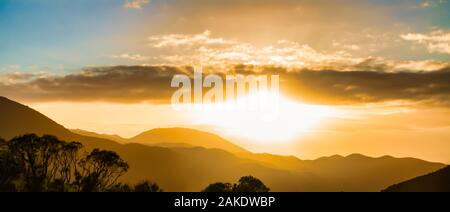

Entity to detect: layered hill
[0,96,446,191]
[383,166,450,192]
[71,129,128,144]
[129,128,248,154]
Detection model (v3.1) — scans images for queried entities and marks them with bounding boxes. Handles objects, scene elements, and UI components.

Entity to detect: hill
[0,96,446,191]
[302,154,445,191]
[0,96,74,140]
[383,166,450,192]
[129,127,248,154]
[0,97,123,150]
[71,129,128,144]
[243,153,445,191]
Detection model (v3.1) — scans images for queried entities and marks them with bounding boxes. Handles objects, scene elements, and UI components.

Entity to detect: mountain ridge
[383,166,450,192]
[71,129,128,144]
[0,96,446,191]
[129,127,249,154]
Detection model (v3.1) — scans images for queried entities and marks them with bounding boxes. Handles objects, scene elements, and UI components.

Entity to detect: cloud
[148,31,354,68]
[401,30,450,54]
[148,31,448,72]
[124,0,149,10]
[0,66,188,104]
[148,30,236,48]
[417,0,447,8]
[0,72,48,85]
[276,66,450,106]
[1,65,450,107]
[112,53,149,62]
[332,41,361,51]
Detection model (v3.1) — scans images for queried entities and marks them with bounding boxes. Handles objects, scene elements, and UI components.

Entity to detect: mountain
[242,153,445,191]
[383,166,450,192]
[0,96,320,191]
[0,96,73,140]
[0,97,123,150]
[0,96,446,191]
[129,128,248,154]
[301,154,445,192]
[71,129,128,144]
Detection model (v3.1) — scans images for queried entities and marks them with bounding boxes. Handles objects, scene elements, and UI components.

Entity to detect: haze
[1,0,450,163]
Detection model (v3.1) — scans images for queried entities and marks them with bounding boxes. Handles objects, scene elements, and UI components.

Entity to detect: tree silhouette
[134,180,163,192]
[0,138,21,191]
[106,183,133,192]
[75,149,129,192]
[202,176,270,192]
[54,141,83,190]
[7,134,65,191]
[202,182,233,192]
[233,176,270,192]
[0,134,142,192]
[4,134,86,191]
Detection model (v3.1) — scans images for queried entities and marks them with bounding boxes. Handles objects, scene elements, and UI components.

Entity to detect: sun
[190,91,335,143]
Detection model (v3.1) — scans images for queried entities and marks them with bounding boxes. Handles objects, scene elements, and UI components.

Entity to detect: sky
[1,0,450,163]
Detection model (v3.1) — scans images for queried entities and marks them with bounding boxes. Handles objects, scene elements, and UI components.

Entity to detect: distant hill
[71,129,128,144]
[0,96,446,192]
[302,154,445,192]
[129,128,248,154]
[383,166,450,192]
[243,153,445,191]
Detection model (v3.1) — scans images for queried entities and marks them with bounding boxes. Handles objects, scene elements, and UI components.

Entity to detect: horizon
[0,94,448,164]
[1,0,450,164]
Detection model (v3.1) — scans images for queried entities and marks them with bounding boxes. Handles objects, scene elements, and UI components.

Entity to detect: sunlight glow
[190,91,335,143]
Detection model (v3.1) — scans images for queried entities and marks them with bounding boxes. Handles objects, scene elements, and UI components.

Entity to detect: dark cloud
[235,65,450,106]
[277,67,450,106]
[1,65,450,106]
[0,66,190,103]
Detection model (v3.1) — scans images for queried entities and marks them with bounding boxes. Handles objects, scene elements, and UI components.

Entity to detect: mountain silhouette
[0,96,123,150]
[300,154,446,191]
[71,129,128,144]
[0,96,73,140]
[129,128,248,154]
[0,96,446,191]
[383,166,450,192]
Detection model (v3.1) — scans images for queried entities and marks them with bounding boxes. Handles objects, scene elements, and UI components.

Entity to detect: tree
[53,141,83,190]
[1,134,163,192]
[0,138,21,192]
[134,180,163,192]
[3,134,132,192]
[7,134,64,191]
[233,176,270,192]
[202,182,233,192]
[76,149,129,192]
[6,134,84,192]
[106,183,132,192]
[202,176,270,192]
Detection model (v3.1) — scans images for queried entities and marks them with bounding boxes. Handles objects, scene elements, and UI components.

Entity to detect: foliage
[2,134,269,193]
[233,176,270,192]
[0,138,21,191]
[106,183,133,192]
[134,180,163,192]
[202,176,270,192]
[202,182,233,192]
[76,149,129,192]
[0,134,145,192]
[6,134,83,191]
